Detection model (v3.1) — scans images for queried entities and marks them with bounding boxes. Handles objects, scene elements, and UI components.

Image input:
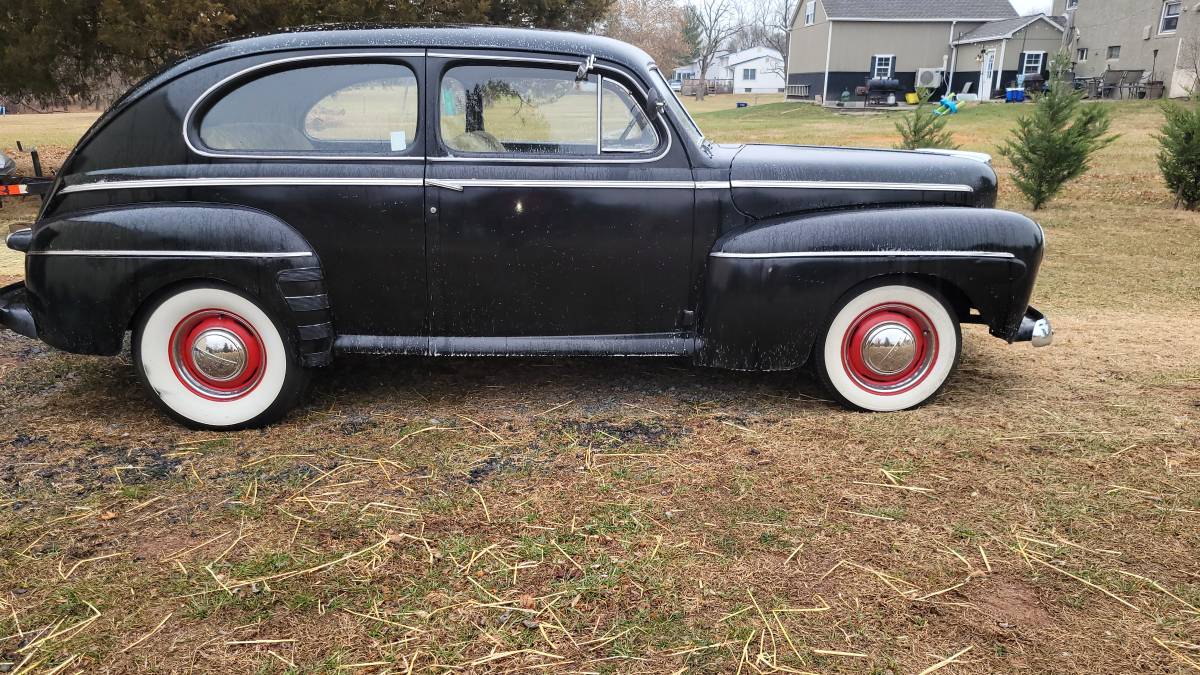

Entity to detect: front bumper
[1014,306,1053,347]
[0,282,37,339]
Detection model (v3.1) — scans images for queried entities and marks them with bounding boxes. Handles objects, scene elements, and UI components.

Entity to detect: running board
[334,333,696,357]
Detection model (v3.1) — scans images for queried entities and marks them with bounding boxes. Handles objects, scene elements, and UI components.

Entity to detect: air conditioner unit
[916,68,944,89]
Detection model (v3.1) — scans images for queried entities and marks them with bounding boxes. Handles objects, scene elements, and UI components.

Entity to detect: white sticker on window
[390,131,407,152]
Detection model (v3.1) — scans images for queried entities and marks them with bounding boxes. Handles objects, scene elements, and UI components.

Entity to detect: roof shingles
[822,0,1018,20]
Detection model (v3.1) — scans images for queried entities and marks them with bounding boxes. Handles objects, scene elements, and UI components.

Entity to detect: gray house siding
[786,0,1018,101]
[1066,0,1195,96]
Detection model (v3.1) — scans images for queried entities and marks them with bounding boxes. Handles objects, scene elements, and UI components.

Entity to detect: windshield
[651,67,704,142]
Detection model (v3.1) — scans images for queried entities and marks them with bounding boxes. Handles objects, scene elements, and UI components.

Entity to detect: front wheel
[133,284,309,429]
[816,282,961,412]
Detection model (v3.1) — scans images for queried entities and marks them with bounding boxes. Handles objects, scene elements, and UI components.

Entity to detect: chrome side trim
[59,177,715,194]
[710,250,1015,259]
[694,181,731,189]
[59,177,425,194]
[182,52,427,162]
[729,180,975,192]
[28,250,313,258]
[426,179,699,190]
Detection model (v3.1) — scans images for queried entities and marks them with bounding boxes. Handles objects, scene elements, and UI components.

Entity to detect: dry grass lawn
[0,98,1197,674]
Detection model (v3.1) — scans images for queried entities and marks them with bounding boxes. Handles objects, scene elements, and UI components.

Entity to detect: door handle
[426,179,464,192]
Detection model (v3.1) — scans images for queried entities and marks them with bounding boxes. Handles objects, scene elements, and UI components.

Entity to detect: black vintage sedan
[0,26,1051,429]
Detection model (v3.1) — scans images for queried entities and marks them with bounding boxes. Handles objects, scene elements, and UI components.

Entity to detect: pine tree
[998,52,1116,210]
[894,88,958,150]
[1156,102,1200,210]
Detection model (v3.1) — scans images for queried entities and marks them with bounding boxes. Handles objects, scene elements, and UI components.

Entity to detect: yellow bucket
[905,92,920,105]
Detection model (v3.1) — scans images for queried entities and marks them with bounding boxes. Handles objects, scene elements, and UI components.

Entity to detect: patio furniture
[1119,70,1145,99]
[1099,69,1124,98]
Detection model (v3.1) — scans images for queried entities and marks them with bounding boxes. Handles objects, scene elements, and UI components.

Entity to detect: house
[786,0,1037,102]
[948,13,1066,98]
[727,46,788,93]
[1065,0,1196,97]
[673,50,731,83]
[673,47,786,93]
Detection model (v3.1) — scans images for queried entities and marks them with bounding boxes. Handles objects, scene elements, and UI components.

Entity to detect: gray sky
[1011,0,1053,14]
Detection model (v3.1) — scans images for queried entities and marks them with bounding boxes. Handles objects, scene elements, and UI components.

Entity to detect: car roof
[151,25,652,89]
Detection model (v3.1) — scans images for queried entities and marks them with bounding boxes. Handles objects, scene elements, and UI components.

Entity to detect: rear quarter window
[197,62,419,156]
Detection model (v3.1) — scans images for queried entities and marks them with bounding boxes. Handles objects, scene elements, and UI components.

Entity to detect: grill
[865,78,902,106]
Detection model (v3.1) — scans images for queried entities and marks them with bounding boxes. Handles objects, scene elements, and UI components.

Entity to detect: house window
[743,68,757,80]
[1021,52,1045,75]
[1066,0,1078,8]
[804,0,815,26]
[1107,45,1121,60]
[871,55,895,79]
[1076,47,1088,61]
[1161,1,1181,33]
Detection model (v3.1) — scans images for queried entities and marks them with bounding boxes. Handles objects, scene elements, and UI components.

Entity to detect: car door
[423,51,695,347]
[186,52,427,338]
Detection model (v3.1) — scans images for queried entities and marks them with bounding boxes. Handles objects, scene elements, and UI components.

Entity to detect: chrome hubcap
[860,322,918,376]
[190,328,248,382]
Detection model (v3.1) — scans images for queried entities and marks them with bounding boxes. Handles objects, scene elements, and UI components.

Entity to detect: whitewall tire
[133,284,308,429]
[816,282,961,412]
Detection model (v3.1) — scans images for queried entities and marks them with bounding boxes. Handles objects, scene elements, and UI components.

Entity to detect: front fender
[696,207,1044,370]
[25,203,331,359]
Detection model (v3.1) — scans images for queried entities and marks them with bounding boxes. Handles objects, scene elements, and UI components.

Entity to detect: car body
[669,79,683,92]
[0,25,1051,428]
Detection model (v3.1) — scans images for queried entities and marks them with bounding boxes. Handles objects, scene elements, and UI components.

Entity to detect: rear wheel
[133,284,309,429]
[816,282,960,411]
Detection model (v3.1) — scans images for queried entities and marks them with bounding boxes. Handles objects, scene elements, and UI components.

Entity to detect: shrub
[894,88,958,150]
[998,52,1116,210]
[1156,102,1200,210]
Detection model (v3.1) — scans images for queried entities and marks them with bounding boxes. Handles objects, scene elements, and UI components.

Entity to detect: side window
[601,80,659,153]
[198,62,418,155]
[440,65,598,155]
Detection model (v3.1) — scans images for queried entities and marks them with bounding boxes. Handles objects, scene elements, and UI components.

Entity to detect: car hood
[728,144,998,220]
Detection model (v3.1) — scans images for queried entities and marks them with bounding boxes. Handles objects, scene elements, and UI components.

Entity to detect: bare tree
[1176,30,1200,96]
[690,0,742,100]
[599,0,688,71]
[758,0,796,76]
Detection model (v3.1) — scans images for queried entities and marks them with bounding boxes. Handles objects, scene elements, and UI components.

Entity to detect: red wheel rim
[840,302,938,396]
[168,309,266,401]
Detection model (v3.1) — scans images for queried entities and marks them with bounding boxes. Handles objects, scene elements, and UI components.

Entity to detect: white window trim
[743,68,757,80]
[1076,47,1088,61]
[1160,0,1181,34]
[872,54,895,79]
[1107,45,1121,60]
[1021,51,1046,75]
[1066,0,1078,8]
[804,0,816,26]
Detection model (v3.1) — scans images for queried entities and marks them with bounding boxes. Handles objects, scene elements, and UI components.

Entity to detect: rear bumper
[1014,306,1052,347]
[0,282,37,339]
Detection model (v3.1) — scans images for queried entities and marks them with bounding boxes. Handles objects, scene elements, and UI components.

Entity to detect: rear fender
[25,203,333,362]
[696,207,1043,370]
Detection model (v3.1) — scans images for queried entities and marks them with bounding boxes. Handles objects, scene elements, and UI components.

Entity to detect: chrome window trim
[59,177,425,194]
[28,250,314,258]
[183,52,426,162]
[710,250,1015,259]
[599,77,661,154]
[729,179,974,193]
[430,51,674,165]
